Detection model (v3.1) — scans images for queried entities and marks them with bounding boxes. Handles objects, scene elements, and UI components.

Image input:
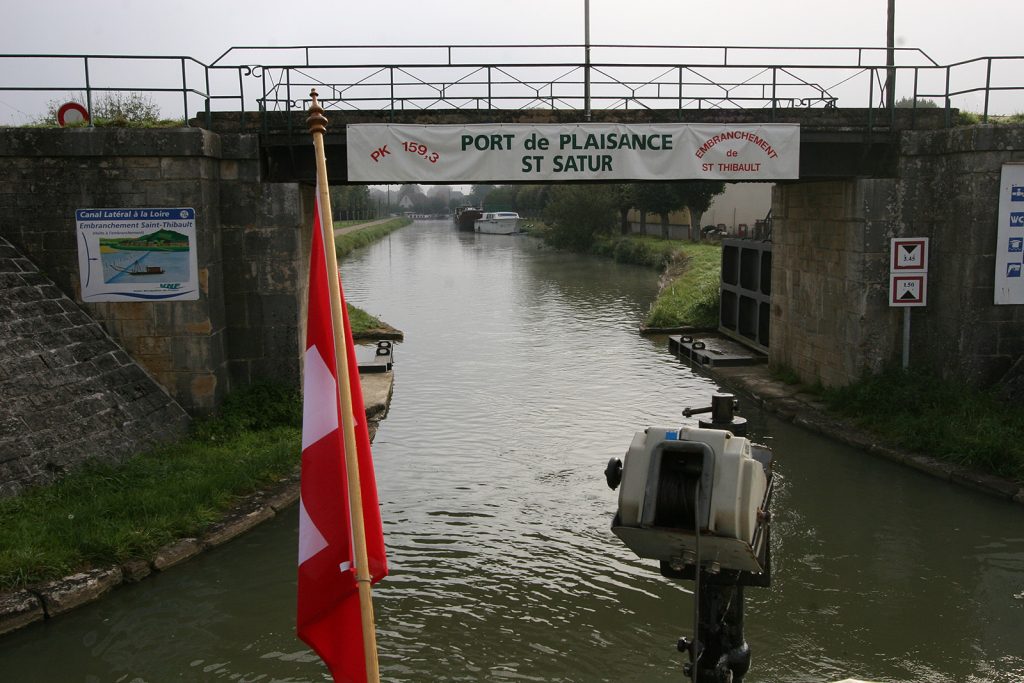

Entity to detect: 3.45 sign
[890,238,929,307]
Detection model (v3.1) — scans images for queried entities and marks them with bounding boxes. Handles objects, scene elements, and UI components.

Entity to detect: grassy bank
[822,367,1024,483]
[0,211,404,591]
[641,242,722,329]
[347,303,386,335]
[531,227,722,329]
[334,217,412,258]
[0,384,302,591]
[595,234,722,329]
[335,218,411,337]
[591,234,681,269]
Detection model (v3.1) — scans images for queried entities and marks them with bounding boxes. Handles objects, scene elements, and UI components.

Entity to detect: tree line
[480,181,725,250]
[330,181,726,250]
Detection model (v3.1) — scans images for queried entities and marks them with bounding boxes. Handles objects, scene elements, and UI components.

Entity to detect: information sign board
[995,164,1024,304]
[75,208,199,302]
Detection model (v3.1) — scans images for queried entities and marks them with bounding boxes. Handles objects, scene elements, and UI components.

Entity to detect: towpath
[334,217,400,237]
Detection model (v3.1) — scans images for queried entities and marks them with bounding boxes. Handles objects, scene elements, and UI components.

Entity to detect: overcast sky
[1,0,1020,123]
[3,0,1017,62]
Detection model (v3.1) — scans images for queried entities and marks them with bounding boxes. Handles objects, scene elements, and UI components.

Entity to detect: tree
[628,181,725,241]
[610,184,635,236]
[468,185,493,208]
[40,92,165,126]
[447,189,468,211]
[542,184,617,250]
[330,185,372,219]
[514,185,550,219]
[675,181,726,242]
[632,183,682,239]
[895,97,939,109]
[396,185,427,211]
[482,185,517,211]
[423,194,448,214]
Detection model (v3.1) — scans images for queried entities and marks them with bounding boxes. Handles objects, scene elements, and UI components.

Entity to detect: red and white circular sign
[57,102,90,126]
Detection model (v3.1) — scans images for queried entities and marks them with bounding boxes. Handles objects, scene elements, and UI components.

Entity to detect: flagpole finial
[307,89,328,135]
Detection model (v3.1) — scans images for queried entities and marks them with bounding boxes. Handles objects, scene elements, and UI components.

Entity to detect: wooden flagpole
[307,89,381,683]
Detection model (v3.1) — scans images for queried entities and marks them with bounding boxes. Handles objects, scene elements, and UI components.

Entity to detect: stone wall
[0,128,308,413]
[771,125,1024,388]
[770,179,898,386]
[896,126,1024,385]
[220,153,312,389]
[0,235,190,497]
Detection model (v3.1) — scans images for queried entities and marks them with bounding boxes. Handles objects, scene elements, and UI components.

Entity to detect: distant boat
[453,205,483,231]
[474,211,521,235]
[110,255,164,276]
[129,265,164,276]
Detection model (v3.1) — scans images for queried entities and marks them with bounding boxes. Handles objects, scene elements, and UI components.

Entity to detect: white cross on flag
[297,194,387,682]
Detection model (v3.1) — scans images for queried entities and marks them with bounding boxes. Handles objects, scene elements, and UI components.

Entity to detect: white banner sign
[995,163,1024,305]
[346,123,800,183]
[76,208,200,302]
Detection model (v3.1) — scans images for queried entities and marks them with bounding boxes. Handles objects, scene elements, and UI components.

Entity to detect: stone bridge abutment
[771,125,1024,388]
[0,128,313,415]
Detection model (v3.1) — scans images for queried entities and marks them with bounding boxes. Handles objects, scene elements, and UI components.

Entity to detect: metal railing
[0,53,210,125]
[1,45,1021,130]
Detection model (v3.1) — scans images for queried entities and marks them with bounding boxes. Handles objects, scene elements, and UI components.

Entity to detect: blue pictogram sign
[1011,237,1024,253]
[1009,263,1022,278]
[1012,185,1024,201]
[1011,212,1024,227]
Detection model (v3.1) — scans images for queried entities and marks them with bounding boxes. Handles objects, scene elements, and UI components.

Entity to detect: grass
[347,303,386,336]
[770,363,803,386]
[958,111,1024,126]
[0,209,404,592]
[535,230,722,329]
[333,218,409,336]
[334,217,411,258]
[23,118,185,129]
[591,234,681,269]
[823,367,1024,483]
[589,235,722,328]
[0,383,302,592]
[643,242,723,329]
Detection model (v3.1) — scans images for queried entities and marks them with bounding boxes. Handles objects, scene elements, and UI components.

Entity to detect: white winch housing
[612,426,770,574]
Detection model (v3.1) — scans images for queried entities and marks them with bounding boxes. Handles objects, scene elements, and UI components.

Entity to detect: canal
[1,220,1022,682]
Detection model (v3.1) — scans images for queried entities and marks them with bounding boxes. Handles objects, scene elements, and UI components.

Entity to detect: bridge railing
[0,54,211,126]
[1,45,1022,130]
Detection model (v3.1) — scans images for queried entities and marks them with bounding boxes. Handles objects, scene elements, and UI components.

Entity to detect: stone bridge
[1,41,1023,494]
[198,107,951,184]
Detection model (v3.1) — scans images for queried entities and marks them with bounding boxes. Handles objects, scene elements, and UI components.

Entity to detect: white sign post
[890,237,930,369]
[995,163,1024,305]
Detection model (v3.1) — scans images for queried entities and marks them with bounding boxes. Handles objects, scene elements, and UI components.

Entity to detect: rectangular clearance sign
[346,123,799,182]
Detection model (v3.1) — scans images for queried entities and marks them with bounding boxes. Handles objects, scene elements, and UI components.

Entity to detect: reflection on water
[1,221,1021,682]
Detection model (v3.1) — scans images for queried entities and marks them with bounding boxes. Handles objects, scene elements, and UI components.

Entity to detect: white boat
[474,211,521,235]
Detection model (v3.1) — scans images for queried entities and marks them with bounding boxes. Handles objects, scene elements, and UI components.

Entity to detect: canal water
[2,220,1022,682]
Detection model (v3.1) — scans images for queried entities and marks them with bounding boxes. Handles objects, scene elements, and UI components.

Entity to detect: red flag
[298,195,387,682]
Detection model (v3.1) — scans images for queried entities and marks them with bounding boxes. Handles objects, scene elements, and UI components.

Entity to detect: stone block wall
[0,235,189,497]
[896,126,1024,385]
[771,125,1024,388]
[0,128,307,413]
[771,179,898,386]
[220,168,312,389]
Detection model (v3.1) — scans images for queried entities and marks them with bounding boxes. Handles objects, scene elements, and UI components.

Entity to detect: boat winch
[605,393,774,683]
